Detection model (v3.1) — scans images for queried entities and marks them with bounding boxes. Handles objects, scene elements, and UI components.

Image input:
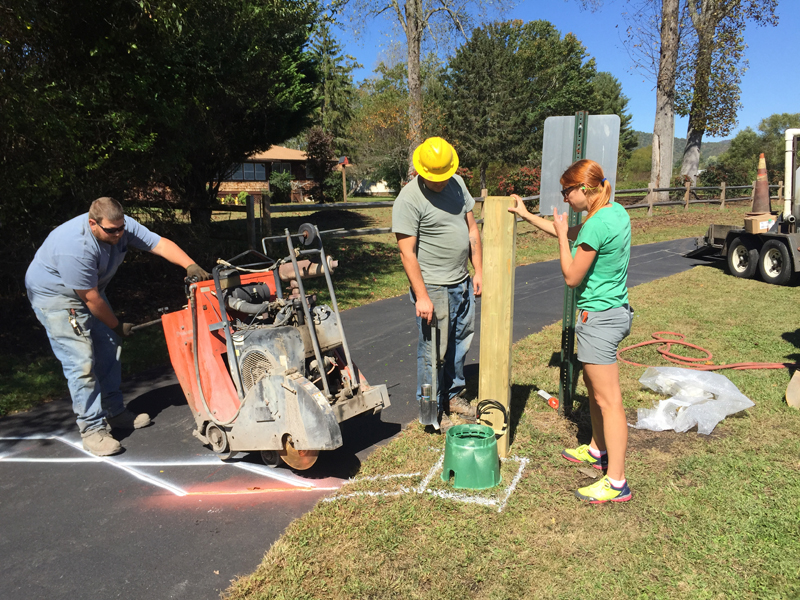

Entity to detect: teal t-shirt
[391,174,475,286]
[572,201,631,311]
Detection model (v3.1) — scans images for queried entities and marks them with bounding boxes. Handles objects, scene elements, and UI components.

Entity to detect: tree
[349,63,410,191]
[0,0,320,238]
[310,22,361,155]
[348,57,446,191]
[305,127,336,201]
[678,0,778,184]
[344,0,521,179]
[700,113,800,187]
[445,20,599,190]
[589,72,638,165]
[158,0,320,223]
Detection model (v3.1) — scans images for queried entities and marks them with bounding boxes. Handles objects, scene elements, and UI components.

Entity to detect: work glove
[186,263,211,282]
[113,322,134,338]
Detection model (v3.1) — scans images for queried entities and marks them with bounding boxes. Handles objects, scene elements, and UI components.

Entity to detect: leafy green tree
[349,57,447,191]
[677,0,778,184]
[310,22,361,155]
[700,113,800,186]
[590,72,638,165]
[0,0,320,244]
[445,20,597,189]
[305,127,336,202]
[342,0,522,179]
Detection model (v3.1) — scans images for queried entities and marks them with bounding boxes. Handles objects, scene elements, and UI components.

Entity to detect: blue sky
[333,0,798,140]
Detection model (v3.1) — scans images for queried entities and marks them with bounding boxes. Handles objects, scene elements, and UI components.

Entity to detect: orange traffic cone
[752,153,771,214]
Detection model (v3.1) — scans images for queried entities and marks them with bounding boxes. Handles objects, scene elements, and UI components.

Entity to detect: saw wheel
[279,434,319,470]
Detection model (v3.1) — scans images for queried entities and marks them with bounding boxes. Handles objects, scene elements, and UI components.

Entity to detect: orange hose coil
[617,331,796,371]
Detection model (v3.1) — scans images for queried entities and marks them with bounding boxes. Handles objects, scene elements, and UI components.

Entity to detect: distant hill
[634,131,731,168]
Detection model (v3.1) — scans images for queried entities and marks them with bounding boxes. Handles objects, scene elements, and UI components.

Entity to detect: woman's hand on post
[552,206,569,239]
[507,194,529,220]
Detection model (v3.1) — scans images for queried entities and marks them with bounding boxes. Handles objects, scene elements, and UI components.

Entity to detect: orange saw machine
[162,223,390,470]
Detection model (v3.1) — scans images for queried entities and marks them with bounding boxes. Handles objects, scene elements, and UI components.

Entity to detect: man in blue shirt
[26,197,210,456]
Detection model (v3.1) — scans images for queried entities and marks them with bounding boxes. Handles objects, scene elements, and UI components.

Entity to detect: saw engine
[161,224,390,469]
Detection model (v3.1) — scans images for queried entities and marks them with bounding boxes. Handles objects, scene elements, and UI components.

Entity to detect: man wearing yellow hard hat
[392,137,483,432]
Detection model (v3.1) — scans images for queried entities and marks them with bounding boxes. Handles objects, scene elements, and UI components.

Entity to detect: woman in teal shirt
[509,159,633,503]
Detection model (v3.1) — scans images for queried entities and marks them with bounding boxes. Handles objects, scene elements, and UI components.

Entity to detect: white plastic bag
[632,367,755,435]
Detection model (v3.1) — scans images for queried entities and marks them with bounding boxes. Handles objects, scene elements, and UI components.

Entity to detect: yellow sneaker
[561,444,607,470]
[575,475,632,503]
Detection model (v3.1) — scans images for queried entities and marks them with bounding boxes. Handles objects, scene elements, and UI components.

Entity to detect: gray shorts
[575,304,634,365]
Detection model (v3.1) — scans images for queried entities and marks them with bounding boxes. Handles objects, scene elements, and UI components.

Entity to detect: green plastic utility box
[441,424,501,490]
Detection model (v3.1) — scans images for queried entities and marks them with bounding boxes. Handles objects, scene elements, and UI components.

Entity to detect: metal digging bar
[284,229,333,399]
[313,224,360,387]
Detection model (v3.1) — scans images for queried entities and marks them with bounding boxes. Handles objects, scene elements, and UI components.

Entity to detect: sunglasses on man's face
[94,221,125,235]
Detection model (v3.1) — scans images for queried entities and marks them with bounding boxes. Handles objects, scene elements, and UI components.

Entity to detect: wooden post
[262,192,272,255]
[342,166,347,203]
[478,196,517,459]
[777,180,783,207]
[246,195,256,250]
[684,181,691,210]
[647,182,654,217]
[750,180,756,211]
[719,181,726,210]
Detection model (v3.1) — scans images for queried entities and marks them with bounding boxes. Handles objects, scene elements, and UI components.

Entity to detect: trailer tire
[758,239,793,285]
[727,236,759,279]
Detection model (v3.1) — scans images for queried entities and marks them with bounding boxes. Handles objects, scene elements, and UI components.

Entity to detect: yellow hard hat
[412,137,459,182]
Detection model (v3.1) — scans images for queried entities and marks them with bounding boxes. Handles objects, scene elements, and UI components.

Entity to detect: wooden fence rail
[188,181,783,245]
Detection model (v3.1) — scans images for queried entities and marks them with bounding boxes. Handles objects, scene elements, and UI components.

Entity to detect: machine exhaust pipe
[278,257,338,282]
[784,129,800,221]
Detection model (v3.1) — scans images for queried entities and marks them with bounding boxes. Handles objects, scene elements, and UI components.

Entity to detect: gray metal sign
[539,114,621,215]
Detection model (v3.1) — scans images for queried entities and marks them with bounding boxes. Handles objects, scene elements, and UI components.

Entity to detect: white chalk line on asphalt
[0,435,326,495]
[323,453,528,513]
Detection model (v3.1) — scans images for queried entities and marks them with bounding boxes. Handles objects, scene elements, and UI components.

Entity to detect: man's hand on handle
[416,295,435,325]
[186,263,211,282]
[113,322,134,338]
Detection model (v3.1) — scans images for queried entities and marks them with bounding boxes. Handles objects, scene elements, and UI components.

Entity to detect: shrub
[497,166,541,197]
[269,170,294,203]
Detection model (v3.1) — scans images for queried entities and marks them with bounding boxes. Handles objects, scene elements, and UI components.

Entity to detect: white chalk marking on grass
[426,489,498,507]
[323,488,414,502]
[416,453,445,493]
[323,454,528,513]
[496,456,529,513]
[342,472,422,485]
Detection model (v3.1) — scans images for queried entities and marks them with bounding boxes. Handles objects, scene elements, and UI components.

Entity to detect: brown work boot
[82,429,122,456]
[448,392,477,420]
[107,409,151,430]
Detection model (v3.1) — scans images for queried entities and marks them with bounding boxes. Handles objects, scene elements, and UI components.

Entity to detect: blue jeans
[32,305,124,434]
[413,278,475,412]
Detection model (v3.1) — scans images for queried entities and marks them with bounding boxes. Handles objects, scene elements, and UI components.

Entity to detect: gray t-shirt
[392,174,475,286]
[25,213,161,309]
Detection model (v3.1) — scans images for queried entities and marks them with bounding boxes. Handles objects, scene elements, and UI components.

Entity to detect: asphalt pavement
[0,237,707,600]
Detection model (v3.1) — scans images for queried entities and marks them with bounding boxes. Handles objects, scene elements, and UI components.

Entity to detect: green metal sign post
[558,111,588,416]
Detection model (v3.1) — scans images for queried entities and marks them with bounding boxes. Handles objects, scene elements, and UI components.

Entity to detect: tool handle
[131,318,163,332]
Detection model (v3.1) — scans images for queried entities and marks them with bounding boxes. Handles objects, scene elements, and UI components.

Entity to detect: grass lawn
[0,200,754,419]
[225,265,800,600]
